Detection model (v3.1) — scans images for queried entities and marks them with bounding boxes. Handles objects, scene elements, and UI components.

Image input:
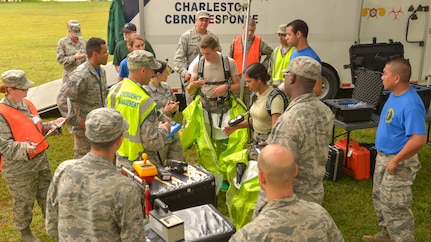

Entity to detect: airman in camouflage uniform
[143,60,184,163]
[107,50,171,169]
[57,37,109,159]
[56,20,87,81]
[254,57,334,217]
[362,58,426,242]
[173,10,222,104]
[230,144,344,242]
[46,108,146,241]
[0,70,65,242]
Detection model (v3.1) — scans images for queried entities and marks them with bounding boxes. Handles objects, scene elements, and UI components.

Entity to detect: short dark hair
[287,19,309,38]
[244,62,270,83]
[86,37,106,58]
[387,58,411,83]
[199,35,218,50]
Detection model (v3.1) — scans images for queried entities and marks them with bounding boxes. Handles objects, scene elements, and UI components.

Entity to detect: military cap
[276,24,287,34]
[283,56,321,81]
[85,108,129,143]
[127,50,162,71]
[122,23,137,33]
[1,70,34,89]
[196,10,210,19]
[67,20,81,37]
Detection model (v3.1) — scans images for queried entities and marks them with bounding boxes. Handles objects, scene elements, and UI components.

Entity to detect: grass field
[0,2,431,242]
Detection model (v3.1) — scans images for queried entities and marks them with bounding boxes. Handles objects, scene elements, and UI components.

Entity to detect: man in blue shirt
[362,58,426,242]
[285,19,322,96]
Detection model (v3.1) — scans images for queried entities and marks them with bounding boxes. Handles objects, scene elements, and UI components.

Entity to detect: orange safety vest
[233,35,261,75]
[0,99,49,160]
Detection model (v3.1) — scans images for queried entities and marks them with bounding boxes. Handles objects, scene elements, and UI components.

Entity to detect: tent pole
[138,0,145,36]
[240,0,252,102]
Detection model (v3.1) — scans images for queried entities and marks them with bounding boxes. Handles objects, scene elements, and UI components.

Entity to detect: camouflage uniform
[254,93,334,216]
[46,153,145,240]
[58,60,107,159]
[229,194,344,242]
[45,107,145,241]
[56,35,86,81]
[173,27,221,104]
[143,81,184,163]
[0,96,53,231]
[143,81,177,118]
[372,153,421,241]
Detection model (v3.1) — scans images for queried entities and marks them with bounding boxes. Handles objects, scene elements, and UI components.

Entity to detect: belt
[205,80,228,85]
[377,151,395,157]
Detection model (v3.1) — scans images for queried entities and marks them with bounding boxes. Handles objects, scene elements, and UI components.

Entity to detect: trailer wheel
[319,66,338,100]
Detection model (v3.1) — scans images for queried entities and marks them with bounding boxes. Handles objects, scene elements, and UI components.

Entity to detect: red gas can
[334,138,370,180]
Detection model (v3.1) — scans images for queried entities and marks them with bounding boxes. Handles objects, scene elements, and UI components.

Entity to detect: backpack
[250,87,289,116]
[197,54,231,84]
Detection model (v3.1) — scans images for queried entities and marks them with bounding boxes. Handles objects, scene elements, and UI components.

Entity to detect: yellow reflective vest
[107,78,156,161]
[271,46,294,82]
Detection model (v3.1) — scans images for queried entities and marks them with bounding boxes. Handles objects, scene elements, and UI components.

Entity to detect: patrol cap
[85,108,129,143]
[1,70,34,89]
[122,23,137,33]
[196,10,210,19]
[127,50,162,71]
[67,20,81,37]
[276,24,287,34]
[283,56,321,81]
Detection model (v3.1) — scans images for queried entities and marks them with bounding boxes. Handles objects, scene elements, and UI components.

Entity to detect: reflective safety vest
[107,78,157,161]
[0,99,49,159]
[271,46,295,82]
[233,35,261,74]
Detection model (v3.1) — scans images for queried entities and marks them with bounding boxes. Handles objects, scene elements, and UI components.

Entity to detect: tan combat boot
[20,227,41,242]
[362,228,391,242]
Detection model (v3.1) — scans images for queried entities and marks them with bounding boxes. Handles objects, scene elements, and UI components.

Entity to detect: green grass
[0,1,112,84]
[1,2,431,242]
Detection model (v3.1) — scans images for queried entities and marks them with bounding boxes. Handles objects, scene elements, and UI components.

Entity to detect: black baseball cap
[122,23,137,33]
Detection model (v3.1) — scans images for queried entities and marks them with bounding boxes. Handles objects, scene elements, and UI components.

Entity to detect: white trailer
[122,0,431,100]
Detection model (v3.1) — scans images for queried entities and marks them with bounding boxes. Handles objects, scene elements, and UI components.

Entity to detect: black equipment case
[325,145,344,181]
[349,40,404,84]
[150,164,216,211]
[359,143,377,178]
[375,84,431,114]
[325,68,383,122]
[146,204,236,242]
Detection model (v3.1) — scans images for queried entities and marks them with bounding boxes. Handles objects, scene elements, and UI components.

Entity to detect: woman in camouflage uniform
[143,60,184,164]
[0,70,65,242]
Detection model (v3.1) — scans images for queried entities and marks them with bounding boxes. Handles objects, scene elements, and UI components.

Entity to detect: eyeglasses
[282,71,291,79]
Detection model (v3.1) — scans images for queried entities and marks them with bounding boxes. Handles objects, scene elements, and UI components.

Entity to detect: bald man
[229,144,344,242]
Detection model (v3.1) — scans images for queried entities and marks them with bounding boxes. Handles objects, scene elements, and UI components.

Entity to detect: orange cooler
[334,138,370,180]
